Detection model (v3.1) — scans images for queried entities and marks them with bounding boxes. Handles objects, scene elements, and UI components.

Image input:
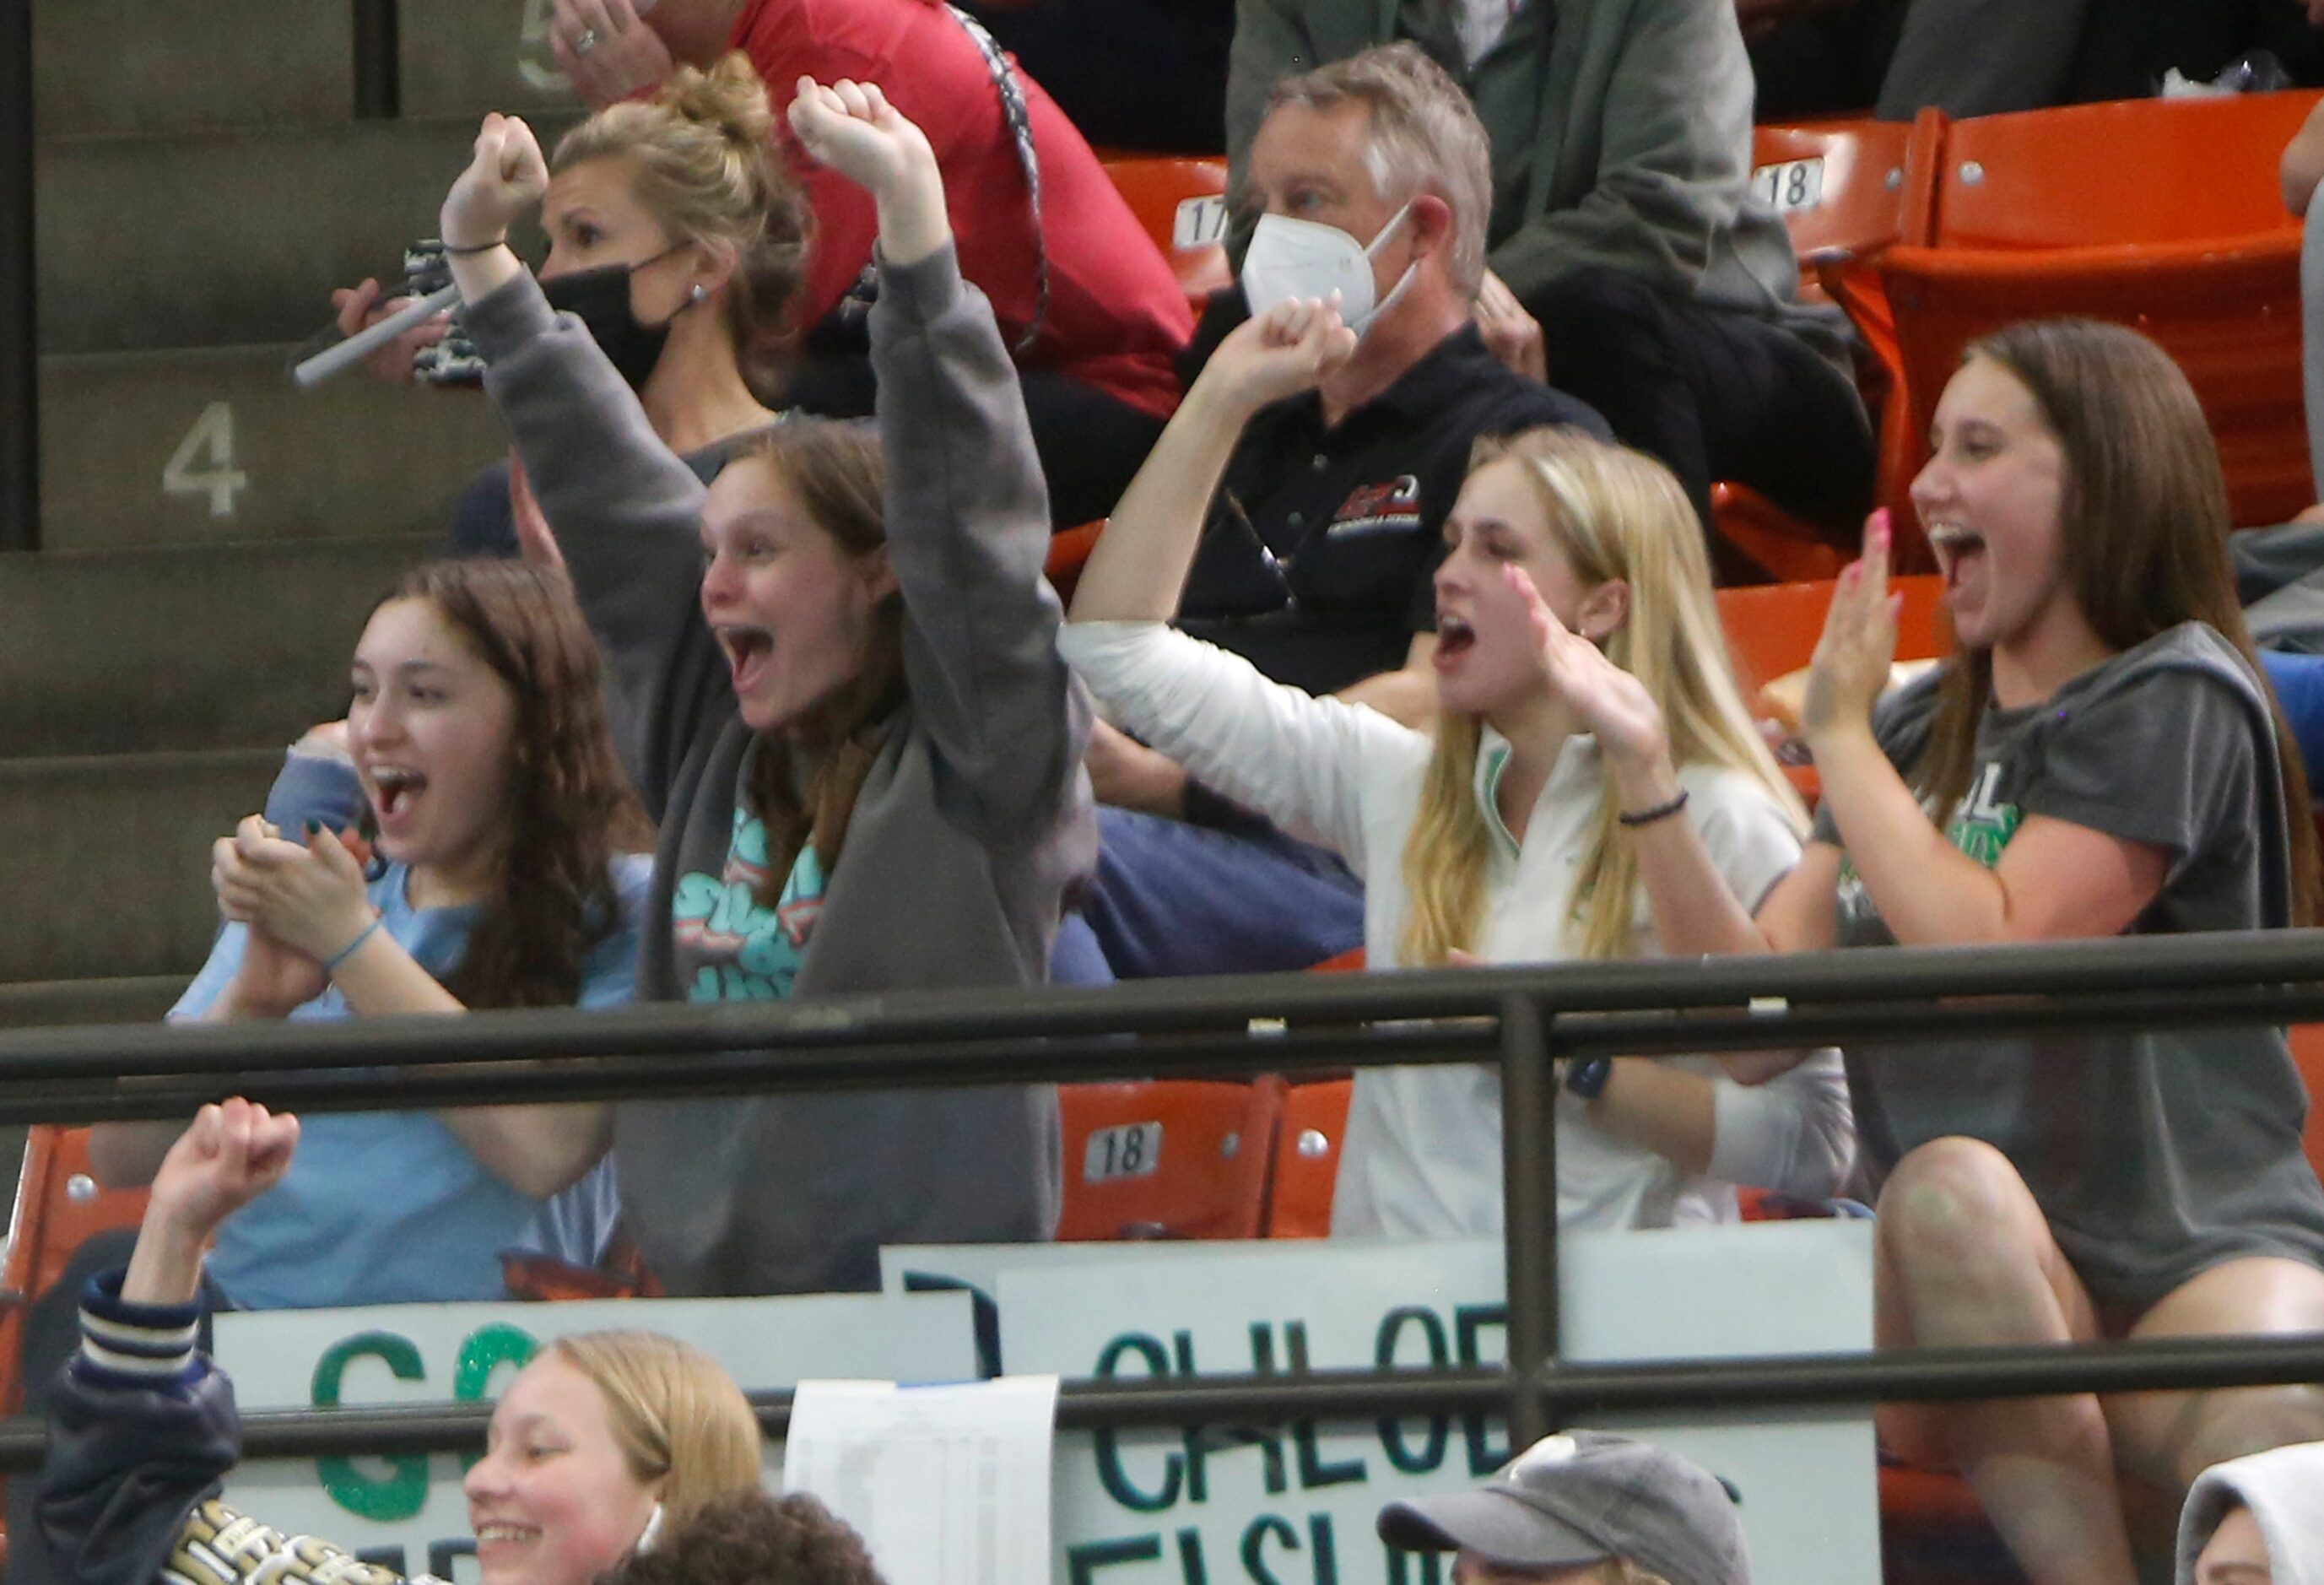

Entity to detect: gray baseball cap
[1376,1431,1750,1585]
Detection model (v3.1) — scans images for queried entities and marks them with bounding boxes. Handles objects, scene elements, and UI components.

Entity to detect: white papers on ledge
[781,1375,1060,1585]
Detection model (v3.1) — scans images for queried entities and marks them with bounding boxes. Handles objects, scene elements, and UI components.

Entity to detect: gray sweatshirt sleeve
[868,243,1091,841]
[463,272,728,821]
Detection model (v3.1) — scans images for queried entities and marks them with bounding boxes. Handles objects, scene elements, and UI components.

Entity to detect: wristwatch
[1563,1056,1613,1101]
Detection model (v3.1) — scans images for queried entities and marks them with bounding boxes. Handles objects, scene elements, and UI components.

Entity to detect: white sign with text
[887,1225,1878,1585]
[208,1291,979,1582]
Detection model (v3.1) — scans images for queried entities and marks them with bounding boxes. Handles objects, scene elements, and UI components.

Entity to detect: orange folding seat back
[1925,91,2319,252]
[0,1126,152,1422]
[1716,574,1948,704]
[1102,156,1235,314]
[1054,1079,1281,1241]
[1266,1079,1353,1238]
[1881,90,2324,533]
[1717,113,1944,582]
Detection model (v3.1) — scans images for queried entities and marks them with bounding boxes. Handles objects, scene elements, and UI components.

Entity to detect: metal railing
[3,928,2324,1469]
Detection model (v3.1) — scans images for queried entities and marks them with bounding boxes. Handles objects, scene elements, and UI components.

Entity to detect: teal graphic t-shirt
[672,807,826,1003]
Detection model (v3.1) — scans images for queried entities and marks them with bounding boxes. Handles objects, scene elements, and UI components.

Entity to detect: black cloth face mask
[542,245,689,390]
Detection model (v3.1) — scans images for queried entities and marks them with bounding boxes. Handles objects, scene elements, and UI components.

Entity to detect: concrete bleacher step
[0,748,285,986]
[39,345,508,551]
[400,0,584,122]
[32,0,354,137]
[0,534,433,759]
[35,115,576,357]
[0,976,185,1031]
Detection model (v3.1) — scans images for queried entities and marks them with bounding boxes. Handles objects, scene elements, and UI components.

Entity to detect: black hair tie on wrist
[1616,787,1690,828]
[440,236,507,256]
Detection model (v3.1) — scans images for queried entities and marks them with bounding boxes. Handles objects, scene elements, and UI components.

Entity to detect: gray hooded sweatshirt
[466,243,1094,1296]
[2178,1441,2324,1585]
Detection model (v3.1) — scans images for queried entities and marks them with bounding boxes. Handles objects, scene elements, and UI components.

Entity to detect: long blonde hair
[1399,429,1803,966]
[549,1331,764,1528]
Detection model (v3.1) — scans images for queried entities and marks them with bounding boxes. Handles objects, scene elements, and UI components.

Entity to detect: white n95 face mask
[1240,202,1418,336]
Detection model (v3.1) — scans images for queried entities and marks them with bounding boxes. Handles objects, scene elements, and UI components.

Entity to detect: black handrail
[8,1333,2324,1471]
[7,929,2324,1481]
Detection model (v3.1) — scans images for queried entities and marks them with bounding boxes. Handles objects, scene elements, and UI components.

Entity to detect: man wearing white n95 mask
[1227,0,1878,580]
[1076,43,1608,982]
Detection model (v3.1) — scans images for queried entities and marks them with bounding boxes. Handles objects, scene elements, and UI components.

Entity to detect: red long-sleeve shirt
[734,0,1193,418]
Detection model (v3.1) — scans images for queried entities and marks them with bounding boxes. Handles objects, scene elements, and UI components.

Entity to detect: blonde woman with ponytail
[1063,297,1851,1238]
[447,51,813,556]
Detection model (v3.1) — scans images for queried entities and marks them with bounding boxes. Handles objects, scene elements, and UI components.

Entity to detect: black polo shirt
[1177,322,1608,695]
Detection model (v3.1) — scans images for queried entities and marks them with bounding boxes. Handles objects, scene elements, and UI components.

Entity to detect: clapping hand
[213,815,376,966]
[1201,295,1359,420]
[1505,563,1671,771]
[1799,510,1901,747]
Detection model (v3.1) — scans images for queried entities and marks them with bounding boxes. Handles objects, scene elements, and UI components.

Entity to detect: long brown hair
[730,422,907,906]
[382,562,654,1008]
[1911,319,2318,924]
[1399,429,1804,966]
[553,51,812,395]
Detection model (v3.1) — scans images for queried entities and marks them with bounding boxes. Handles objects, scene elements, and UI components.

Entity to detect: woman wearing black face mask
[446,51,810,558]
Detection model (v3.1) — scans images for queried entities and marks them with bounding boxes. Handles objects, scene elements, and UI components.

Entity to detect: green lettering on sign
[451,1323,539,1470]
[1066,1535,1163,1582]
[313,1332,428,1521]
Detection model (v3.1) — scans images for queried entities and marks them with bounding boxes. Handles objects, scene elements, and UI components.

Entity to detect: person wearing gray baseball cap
[1376,1430,1749,1585]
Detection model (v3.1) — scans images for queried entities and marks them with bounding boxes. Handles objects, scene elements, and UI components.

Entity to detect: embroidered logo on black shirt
[1329,474,1423,535]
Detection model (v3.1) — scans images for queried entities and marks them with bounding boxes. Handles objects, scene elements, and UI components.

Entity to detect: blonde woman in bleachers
[334,52,808,559]
[41,1100,826,1585]
[1554,317,2324,1585]
[453,52,808,558]
[1061,295,1853,1239]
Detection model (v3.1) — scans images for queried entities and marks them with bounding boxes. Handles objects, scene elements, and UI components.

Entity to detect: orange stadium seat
[1717,576,1948,804]
[1102,156,1235,315]
[1718,112,1947,582]
[0,1126,151,1369]
[0,1125,154,1559]
[1881,90,2324,536]
[1716,574,1948,704]
[1044,518,1105,602]
[1054,1079,1282,1241]
[1266,1078,1353,1238]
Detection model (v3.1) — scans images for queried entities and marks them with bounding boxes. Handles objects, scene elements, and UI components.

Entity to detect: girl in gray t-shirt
[1539,317,2324,1585]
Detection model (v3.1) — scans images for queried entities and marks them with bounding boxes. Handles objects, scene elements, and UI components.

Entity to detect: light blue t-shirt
[170,855,652,1310]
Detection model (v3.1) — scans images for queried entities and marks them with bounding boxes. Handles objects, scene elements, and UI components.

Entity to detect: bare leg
[1874,1136,2136,1585]
[2102,1256,2324,1492]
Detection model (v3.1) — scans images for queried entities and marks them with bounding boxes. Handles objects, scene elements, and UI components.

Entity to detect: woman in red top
[550,0,1195,527]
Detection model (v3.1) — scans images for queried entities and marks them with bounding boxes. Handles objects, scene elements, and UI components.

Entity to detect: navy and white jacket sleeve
[39,1273,424,1585]
[38,1271,237,1585]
